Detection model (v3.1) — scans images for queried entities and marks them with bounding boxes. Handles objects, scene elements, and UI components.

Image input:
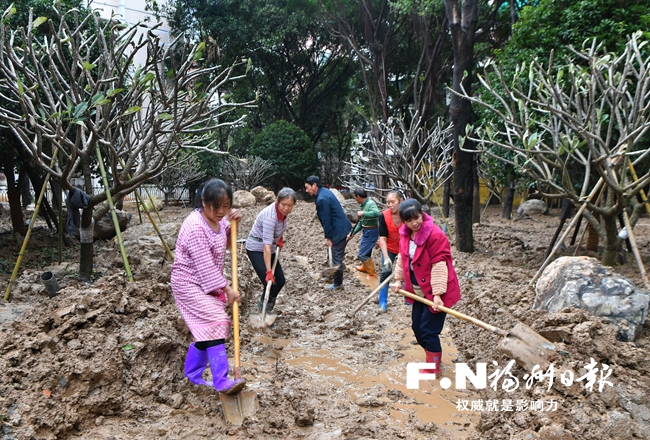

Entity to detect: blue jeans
[358,228,379,262]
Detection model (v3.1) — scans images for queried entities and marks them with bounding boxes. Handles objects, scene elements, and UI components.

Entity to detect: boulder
[93,210,130,240]
[330,188,346,204]
[122,222,182,268]
[341,199,360,223]
[534,256,650,341]
[250,186,276,205]
[232,190,256,208]
[141,195,164,213]
[340,190,354,200]
[516,199,548,218]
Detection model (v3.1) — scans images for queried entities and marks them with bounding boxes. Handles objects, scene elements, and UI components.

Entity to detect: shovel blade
[321,264,340,279]
[220,391,258,425]
[497,335,551,372]
[249,313,277,330]
[508,323,557,357]
[264,313,277,327]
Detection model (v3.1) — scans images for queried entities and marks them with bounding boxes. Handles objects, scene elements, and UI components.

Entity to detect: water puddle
[248,263,479,436]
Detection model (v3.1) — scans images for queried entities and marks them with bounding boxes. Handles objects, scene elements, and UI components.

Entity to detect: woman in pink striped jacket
[390,199,460,376]
[171,179,245,395]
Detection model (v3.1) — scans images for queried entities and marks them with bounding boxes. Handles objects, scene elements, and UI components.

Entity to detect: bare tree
[456,32,650,266]
[0,6,255,279]
[151,153,205,205]
[320,155,348,188]
[220,156,275,190]
[344,114,453,204]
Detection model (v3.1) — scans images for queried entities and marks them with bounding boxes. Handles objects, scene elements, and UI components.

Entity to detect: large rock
[516,199,548,218]
[250,186,276,205]
[232,190,256,208]
[534,256,650,341]
[141,196,164,213]
[93,210,130,240]
[122,222,182,268]
[330,188,346,204]
[341,199,359,223]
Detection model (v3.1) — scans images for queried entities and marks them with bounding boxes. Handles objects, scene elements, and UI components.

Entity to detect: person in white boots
[390,199,461,376]
[171,179,245,395]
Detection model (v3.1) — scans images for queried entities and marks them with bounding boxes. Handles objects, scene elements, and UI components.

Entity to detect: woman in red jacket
[390,199,460,375]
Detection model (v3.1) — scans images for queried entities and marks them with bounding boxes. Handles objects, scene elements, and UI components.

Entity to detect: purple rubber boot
[184,343,211,386]
[206,344,246,395]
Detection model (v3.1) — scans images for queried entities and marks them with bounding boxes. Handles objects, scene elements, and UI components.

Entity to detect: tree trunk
[472,158,480,224]
[79,206,94,281]
[0,139,27,235]
[442,166,451,218]
[586,221,599,251]
[446,0,478,253]
[18,167,31,208]
[601,213,620,267]
[502,183,515,219]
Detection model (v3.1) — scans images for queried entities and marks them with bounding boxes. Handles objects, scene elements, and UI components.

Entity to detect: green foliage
[156,0,357,163]
[499,0,650,65]
[250,120,319,189]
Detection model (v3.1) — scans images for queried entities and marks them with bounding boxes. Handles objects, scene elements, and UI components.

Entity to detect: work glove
[265,271,275,284]
[383,259,393,271]
[276,236,284,249]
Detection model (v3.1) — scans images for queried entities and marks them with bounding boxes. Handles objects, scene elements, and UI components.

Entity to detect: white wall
[89,0,170,67]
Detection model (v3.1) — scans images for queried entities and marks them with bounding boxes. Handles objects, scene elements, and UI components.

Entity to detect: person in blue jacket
[304,176,352,290]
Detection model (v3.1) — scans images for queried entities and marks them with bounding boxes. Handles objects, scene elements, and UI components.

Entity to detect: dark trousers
[331,237,348,286]
[246,249,285,305]
[379,251,397,284]
[411,301,447,352]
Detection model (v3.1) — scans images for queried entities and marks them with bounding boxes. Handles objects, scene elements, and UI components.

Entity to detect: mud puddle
[247,266,480,438]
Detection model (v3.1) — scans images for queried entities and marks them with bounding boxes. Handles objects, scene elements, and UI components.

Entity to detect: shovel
[320,245,340,279]
[395,289,556,371]
[220,220,257,425]
[347,273,394,318]
[249,247,281,329]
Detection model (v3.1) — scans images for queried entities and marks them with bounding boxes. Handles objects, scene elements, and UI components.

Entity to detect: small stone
[170,393,184,409]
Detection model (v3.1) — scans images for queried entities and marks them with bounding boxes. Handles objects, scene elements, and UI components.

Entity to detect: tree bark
[502,183,515,219]
[79,206,95,281]
[446,0,478,252]
[1,137,26,235]
[601,213,620,266]
[18,167,31,208]
[472,157,480,224]
[442,172,451,219]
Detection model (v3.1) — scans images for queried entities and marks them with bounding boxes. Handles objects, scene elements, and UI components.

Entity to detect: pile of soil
[0,201,648,439]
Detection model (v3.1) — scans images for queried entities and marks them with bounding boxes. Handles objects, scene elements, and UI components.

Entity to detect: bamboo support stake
[135,187,143,224]
[622,210,650,290]
[58,181,63,264]
[627,162,650,216]
[530,178,605,286]
[572,184,606,256]
[134,189,174,261]
[143,185,163,223]
[118,158,174,261]
[96,147,134,282]
[5,148,59,301]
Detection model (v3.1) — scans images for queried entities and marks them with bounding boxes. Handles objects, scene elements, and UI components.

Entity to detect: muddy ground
[0,200,649,439]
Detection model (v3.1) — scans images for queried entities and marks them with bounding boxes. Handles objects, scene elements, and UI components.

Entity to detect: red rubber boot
[423,349,442,375]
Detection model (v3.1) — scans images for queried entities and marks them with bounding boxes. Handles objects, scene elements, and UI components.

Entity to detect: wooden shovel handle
[231,220,241,373]
[262,247,281,316]
[397,289,508,337]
